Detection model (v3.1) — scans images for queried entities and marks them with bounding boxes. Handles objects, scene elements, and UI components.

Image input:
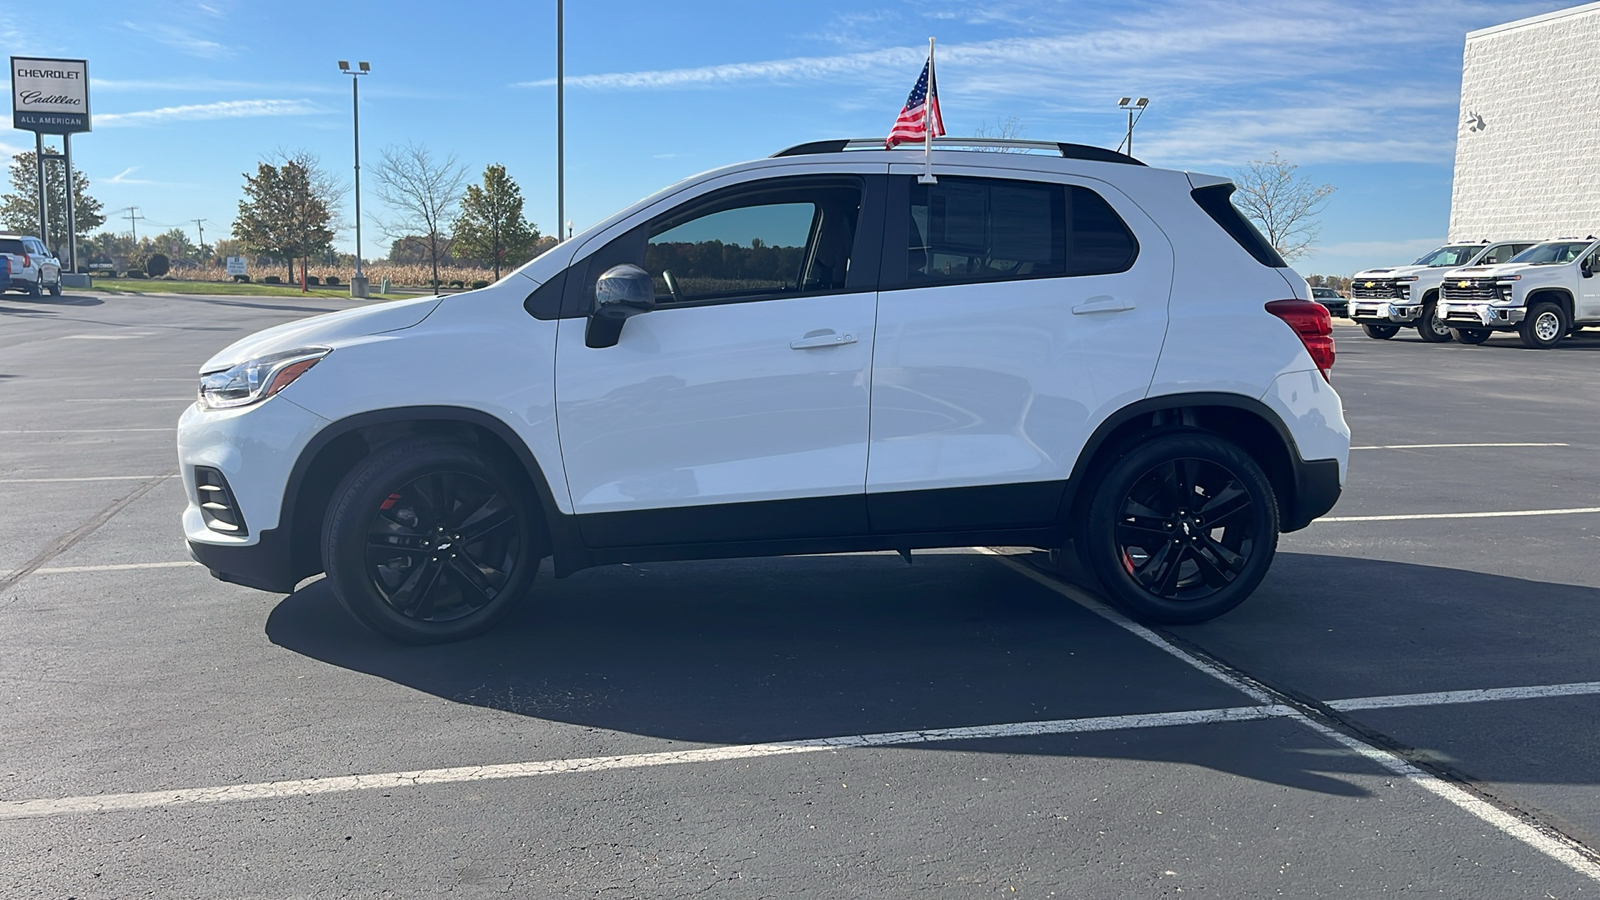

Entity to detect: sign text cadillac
[11,57,90,134]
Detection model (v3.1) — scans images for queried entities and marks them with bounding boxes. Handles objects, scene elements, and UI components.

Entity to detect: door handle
[1072,296,1134,315]
[790,331,857,350]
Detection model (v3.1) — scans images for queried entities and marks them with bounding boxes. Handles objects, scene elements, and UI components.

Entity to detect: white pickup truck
[1349,241,1535,342]
[1436,238,1600,348]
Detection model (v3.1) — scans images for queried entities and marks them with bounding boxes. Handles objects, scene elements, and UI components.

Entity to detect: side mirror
[586,264,656,348]
[1583,260,1594,278]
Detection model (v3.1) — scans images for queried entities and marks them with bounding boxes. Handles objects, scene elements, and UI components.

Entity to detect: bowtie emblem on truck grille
[1365,281,1374,288]
[1459,281,1470,288]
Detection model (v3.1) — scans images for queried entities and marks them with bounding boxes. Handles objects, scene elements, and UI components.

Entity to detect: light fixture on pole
[1117,97,1149,156]
[339,59,371,298]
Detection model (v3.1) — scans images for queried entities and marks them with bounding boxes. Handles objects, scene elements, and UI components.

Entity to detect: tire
[25,280,42,298]
[1415,300,1453,342]
[47,283,61,297]
[1519,301,1568,349]
[1453,328,1492,345]
[1079,432,1279,625]
[322,439,542,644]
[1361,323,1400,340]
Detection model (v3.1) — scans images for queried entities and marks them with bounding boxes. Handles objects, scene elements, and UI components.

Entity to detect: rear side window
[907,177,1137,286]
[1190,184,1287,269]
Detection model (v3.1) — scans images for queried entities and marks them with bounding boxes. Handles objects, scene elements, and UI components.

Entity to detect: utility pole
[123,207,145,243]
[192,219,207,251]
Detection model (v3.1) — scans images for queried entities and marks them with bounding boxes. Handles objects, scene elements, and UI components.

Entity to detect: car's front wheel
[1453,328,1492,345]
[1080,433,1279,624]
[1361,323,1400,340]
[322,439,541,644]
[1416,300,1453,343]
[1519,301,1568,349]
[47,283,61,297]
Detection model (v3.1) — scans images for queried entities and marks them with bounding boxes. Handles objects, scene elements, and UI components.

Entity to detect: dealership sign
[11,57,90,134]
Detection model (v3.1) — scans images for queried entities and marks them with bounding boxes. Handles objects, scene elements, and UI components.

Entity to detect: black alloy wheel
[1361,323,1400,340]
[1453,327,1492,345]
[1081,432,1278,624]
[1416,300,1454,343]
[323,440,540,643]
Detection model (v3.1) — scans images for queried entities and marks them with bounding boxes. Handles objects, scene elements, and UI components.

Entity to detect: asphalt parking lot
[2,291,1599,897]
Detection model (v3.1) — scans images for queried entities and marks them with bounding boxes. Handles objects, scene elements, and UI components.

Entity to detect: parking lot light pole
[1117,97,1149,156]
[339,60,371,298]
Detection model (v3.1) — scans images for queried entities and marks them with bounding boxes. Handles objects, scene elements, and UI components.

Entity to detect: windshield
[1509,242,1592,265]
[1412,245,1485,267]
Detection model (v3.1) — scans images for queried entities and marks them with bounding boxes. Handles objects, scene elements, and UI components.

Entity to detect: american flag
[886,58,945,149]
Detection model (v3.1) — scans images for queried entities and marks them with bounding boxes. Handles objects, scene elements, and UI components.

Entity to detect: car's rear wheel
[322,439,541,644]
[1361,323,1400,340]
[1453,328,1492,345]
[1080,433,1279,624]
[1416,300,1453,342]
[1519,301,1567,349]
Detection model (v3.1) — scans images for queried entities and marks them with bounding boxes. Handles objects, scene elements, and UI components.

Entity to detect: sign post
[11,57,91,276]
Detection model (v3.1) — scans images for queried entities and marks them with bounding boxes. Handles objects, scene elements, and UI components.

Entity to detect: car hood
[1352,264,1430,280]
[199,296,443,373]
[1443,263,1532,279]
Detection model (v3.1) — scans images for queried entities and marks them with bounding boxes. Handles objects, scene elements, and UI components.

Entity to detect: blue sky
[7,0,1575,275]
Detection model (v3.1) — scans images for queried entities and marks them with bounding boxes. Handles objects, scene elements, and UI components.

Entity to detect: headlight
[198,347,329,410]
[1394,276,1419,282]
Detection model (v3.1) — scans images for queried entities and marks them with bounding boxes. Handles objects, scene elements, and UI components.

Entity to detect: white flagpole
[920,37,937,185]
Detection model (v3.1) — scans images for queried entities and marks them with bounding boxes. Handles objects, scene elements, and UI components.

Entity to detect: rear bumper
[1285,458,1341,532]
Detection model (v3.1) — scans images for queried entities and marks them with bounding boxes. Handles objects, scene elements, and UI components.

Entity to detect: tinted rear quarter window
[1190,184,1287,268]
[907,177,1137,285]
[0,239,25,254]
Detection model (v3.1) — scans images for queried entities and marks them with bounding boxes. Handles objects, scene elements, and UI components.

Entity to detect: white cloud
[96,99,321,127]
[103,166,159,185]
[123,21,233,59]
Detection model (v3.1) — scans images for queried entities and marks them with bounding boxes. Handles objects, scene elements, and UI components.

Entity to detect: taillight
[21,254,30,268]
[1265,299,1334,380]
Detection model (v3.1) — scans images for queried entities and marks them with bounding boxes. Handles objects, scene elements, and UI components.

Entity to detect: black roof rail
[771,137,1146,166]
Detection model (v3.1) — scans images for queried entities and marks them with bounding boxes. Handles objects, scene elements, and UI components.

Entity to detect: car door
[866,164,1173,533]
[554,173,885,547]
[1581,245,1600,321]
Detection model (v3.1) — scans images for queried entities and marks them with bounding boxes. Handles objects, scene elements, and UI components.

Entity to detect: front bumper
[178,395,329,592]
[1438,302,1523,329]
[1349,301,1422,324]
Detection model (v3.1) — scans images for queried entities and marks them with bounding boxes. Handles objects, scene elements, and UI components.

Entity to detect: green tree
[0,146,107,257]
[233,158,335,286]
[451,163,541,280]
[148,227,199,262]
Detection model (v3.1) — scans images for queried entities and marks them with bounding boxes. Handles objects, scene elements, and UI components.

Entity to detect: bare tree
[971,116,1029,151]
[1231,152,1334,263]
[371,142,467,294]
[269,149,348,235]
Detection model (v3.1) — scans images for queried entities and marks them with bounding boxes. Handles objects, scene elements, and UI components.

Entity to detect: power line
[113,207,146,243]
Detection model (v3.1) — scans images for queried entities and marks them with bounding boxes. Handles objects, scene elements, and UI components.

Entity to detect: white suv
[177,138,1350,643]
[0,233,62,297]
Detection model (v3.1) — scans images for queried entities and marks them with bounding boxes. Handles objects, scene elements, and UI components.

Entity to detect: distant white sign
[10,56,89,134]
[225,257,248,276]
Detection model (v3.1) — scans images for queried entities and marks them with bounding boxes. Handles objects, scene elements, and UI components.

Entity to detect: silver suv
[0,234,63,297]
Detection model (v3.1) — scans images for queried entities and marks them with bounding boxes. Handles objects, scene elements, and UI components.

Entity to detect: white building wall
[1450,2,1600,242]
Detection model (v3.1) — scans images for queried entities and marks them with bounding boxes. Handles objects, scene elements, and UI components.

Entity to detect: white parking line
[0,428,178,434]
[1351,442,1569,450]
[32,561,199,575]
[61,398,193,403]
[1320,507,1600,523]
[1329,682,1600,711]
[0,475,179,483]
[0,704,1290,820]
[977,551,1600,885]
